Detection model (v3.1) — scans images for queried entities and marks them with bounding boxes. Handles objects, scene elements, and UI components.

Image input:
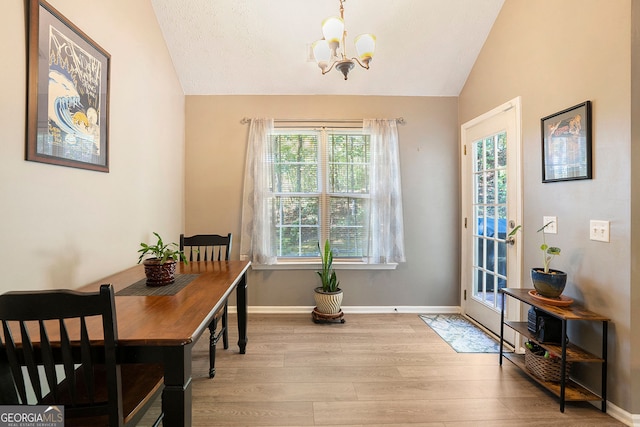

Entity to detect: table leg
[162,344,193,427]
[499,292,505,366]
[601,320,608,412]
[236,272,248,354]
[560,319,567,413]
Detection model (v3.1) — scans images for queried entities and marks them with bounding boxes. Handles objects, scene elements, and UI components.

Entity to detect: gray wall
[459,0,636,414]
[184,95,460,309]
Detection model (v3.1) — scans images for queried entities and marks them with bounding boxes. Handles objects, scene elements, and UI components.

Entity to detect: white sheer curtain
[364,119,406,263]
[239,118,276,264]
[240,118,405,265]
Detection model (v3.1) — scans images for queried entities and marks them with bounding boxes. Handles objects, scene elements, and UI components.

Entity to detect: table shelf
[504,321,604,362]
[499,288,610,413]
[503,353,601,401]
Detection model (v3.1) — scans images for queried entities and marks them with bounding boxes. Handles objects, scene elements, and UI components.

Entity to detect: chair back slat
[180,233,232,262]
[19,322,43,402]
[39,320,59,403]
[59,318,79,404]
[1,322,27,403]
[79,318,96,403]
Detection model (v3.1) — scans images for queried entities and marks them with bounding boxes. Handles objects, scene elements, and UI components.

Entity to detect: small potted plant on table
[509,222,567,298]
[138,232,187,287]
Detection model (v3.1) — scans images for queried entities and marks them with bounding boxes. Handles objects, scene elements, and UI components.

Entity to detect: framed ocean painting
[27,0,110,172]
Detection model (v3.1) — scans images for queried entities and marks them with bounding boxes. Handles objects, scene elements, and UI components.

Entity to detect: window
[240,118,405,266]
[271,129,370,258]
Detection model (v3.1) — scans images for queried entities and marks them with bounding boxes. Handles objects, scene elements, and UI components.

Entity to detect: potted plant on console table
[137,232,188,287]
[312,240,345,324]
[509,222,567,300]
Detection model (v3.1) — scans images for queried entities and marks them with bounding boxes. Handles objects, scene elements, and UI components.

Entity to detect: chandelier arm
[321,60,340,75]
[350,57,370,70]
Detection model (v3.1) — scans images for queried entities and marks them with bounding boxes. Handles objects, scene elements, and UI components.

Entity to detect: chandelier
[312,0,376,80]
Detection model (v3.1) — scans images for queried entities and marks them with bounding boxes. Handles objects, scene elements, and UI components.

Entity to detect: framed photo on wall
[26,0,110,172]
[541,101,592,183]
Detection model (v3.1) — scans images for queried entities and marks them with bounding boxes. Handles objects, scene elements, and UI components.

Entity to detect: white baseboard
[603,400,637,426]
[228,305,461,314]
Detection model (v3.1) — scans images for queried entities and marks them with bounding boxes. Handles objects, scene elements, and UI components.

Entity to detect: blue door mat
[419,314,502,353]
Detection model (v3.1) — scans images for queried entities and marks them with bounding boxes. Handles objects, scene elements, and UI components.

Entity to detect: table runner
[116,274,200,296]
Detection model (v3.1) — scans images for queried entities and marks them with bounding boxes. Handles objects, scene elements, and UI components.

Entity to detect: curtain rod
[240,117,405,125]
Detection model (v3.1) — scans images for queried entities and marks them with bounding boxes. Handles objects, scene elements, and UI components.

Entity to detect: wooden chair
[180,233,232,262]
[0,284,164,427]
[180,233,232,378]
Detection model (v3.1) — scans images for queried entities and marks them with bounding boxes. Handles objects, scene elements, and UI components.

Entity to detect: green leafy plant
[316,240,340,292]
[137,232,188,264]
[508,222,560,273]
[537,222,560,273]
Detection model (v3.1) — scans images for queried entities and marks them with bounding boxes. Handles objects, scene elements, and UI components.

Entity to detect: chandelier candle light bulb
[355,33,376,66]
[312,0,376,80]
[322,16,344,49]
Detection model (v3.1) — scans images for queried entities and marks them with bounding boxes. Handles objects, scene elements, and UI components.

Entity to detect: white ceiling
[150,0,504,96]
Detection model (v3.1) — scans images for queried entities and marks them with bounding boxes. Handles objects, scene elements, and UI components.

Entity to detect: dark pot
[143,258,176,287]
[531,268,567,298]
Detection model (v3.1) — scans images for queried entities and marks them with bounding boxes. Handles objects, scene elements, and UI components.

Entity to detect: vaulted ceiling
[150,0,504,96]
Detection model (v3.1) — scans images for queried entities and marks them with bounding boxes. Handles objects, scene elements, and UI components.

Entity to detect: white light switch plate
[542,216,557,234]
[590,220,610,242]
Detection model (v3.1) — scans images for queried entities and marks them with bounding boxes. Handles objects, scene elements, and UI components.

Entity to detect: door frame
[460,96,523,338]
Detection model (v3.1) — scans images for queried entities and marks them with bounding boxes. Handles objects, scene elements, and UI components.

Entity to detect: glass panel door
[461,97,522,337]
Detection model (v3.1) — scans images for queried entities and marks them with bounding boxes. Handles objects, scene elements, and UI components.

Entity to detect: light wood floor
[141,313,623,426]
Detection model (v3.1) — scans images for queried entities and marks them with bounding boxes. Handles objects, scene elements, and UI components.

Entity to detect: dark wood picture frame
[26,0,110,172]
[541,101,592,183]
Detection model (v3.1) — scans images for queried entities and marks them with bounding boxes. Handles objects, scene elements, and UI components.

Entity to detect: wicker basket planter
[525,347,571,382]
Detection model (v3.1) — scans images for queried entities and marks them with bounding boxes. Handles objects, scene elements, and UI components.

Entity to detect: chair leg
[222,303,229,350]
[208,318,217,379]
[208,303,228,379]
[152,412,164,427]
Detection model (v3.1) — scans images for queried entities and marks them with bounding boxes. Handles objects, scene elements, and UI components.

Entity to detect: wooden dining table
[79,260,251,427]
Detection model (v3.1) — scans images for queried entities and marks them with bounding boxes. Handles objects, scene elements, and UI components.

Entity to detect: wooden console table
[499,288,609,413]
